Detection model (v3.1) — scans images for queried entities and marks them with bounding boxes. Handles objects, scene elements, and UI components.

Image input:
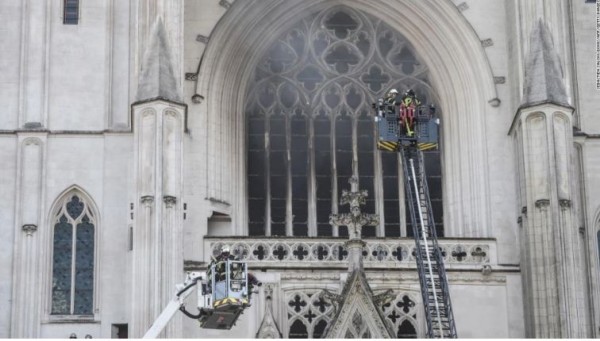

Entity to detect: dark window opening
[64,0,79,25]
[397,320,417,338]
[111,324,128,339]
[289,319,309,338]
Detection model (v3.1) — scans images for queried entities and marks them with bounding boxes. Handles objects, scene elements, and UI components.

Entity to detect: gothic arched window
[382,293,419,338]
[286,291,334,338]
[51,193,96,315]
[246,6,443,237]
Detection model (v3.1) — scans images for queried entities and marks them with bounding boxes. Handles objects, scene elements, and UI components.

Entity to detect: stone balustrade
[202,237,496,270]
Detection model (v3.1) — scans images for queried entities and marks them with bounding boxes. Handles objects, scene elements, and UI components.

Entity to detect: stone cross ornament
[329,177,379,240]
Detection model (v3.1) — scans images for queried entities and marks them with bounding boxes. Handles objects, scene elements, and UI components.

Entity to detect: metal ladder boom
[401,148,457,338]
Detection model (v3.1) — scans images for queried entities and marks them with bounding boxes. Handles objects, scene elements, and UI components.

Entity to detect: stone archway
[195,0,497,237]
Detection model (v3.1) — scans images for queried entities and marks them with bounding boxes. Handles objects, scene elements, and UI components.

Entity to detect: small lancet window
[63,0,80,25]
[51,193,95,316]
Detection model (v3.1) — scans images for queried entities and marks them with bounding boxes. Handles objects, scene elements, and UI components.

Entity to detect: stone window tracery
[245,5,443,237]
[381,293,419,338]
[51,193,95,316]
[286,290,334,338]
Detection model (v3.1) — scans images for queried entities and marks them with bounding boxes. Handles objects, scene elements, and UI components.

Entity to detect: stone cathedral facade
[1,0,599,338]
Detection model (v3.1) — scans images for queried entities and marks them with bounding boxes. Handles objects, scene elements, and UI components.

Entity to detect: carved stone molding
[481,265,492,276]
[22,224,37,236]
[163,195,177,208]
[481,38,494,47]
[207,238,493,266]
[264,283,275,298]
[281,272,340,281]
[558,199,571,208]
[446,273,506,284]
[195,34,209,44]
[493,76,506,84]
[218,0,231,9]
[185,73,198,81]
[140,195,154,206]
[372,289,394,306]
[164,110,178,118]
[366,272,419,281]
[457,2,469,11]
[535,199,550,208]
[257,283,282,338]
[141,108,155,117]
[22,137,42,146]
[488,98,501,107]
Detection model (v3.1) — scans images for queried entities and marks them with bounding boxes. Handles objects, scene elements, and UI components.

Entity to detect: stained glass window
[246,6,443,237]
[51,194,95,316]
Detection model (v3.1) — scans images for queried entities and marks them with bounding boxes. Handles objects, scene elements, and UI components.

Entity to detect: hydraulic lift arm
[143,272,203,339]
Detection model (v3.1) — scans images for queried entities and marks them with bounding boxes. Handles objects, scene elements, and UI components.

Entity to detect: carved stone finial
[330,178,379,271]
[330,178,378,241]
[22,224,38,236]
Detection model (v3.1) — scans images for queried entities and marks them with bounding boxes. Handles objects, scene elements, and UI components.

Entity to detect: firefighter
[384,88,399,106]
[399,90,418,137]
[247,273,262,301]
[213,247,234,281]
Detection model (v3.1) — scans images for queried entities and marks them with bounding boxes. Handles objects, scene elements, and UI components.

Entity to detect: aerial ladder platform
[143,248,261,338]
[374,89,457,338]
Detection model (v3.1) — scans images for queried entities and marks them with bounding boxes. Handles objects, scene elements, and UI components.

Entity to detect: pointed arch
[196,0,497,237]
[44,185,100,319]
[397,318,418,338]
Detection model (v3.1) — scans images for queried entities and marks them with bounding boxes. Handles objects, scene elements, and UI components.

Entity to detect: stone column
[11,136,45,338]
[131,101,185,337]
[513,104,588,337]
[130,18,186,337]
[511,19,589,337]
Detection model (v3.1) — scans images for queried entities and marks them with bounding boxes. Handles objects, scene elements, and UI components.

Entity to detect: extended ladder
[401,147,457,338]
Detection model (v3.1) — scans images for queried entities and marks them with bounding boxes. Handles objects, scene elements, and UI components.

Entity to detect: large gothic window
[246,6,442,237]
[51,193,96,316]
